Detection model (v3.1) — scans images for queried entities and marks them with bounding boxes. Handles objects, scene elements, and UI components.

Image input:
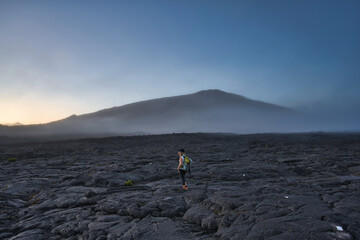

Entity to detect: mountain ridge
[0,89,299,139]
[63,89,293,120]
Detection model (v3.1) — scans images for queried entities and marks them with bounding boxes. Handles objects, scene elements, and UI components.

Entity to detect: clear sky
[0,0,359,124]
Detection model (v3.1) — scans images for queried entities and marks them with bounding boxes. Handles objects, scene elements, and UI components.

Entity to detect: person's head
[178,149,185,156]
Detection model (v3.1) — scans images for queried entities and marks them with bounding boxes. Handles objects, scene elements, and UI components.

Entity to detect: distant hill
[0,122,23,126]
[0,89,302,139]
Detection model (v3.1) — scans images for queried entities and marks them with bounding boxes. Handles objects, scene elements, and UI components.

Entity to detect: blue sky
[0,0,359,124]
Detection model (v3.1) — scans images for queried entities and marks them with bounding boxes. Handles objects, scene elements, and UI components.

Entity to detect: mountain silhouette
[0,89,300,139]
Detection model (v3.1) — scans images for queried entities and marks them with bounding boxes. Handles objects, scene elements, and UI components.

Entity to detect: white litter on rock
[336,226,344,231]
[285,196,289,199]
[242,174,245,176]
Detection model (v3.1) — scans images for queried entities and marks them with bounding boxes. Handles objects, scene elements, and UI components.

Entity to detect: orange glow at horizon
[0,104,69,125]
[0,99,84,125]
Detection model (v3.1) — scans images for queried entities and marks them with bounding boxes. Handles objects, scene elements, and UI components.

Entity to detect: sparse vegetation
[124,180,134,186]
[7,157,17,162]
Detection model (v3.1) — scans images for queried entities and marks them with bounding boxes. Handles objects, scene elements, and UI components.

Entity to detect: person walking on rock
[177,149,193,190]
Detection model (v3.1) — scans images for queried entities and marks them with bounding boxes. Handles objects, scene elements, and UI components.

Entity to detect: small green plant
[124,180,134,186]
[7,158,17,162]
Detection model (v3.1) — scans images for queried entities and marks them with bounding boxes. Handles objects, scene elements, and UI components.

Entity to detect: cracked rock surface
[0,133,359,239]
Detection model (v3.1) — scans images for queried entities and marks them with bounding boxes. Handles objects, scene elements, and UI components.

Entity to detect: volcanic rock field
[0,133,359,240]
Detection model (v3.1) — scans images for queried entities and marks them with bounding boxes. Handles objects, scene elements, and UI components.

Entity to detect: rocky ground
[0,133,359,240]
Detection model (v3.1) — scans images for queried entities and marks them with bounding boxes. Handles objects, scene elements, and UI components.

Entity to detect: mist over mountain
[0,89,357,140]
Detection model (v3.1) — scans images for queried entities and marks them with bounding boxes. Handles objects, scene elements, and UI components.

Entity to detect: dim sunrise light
[0,101,72,125]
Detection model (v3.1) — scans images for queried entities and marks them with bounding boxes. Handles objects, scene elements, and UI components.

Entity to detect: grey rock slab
[0,232,12,238]
[88,221,119,232]
[334,196,360,208]
[7,198,27,208]
[158,196,186,217]
[183,204,216,225]
[183,190,207,204]
[95,214,123,222]
[201,214,219,230]
[122,216,192,240]
[64,186,107,194]
[30,198,57,211]
[51,221,78,237]
[245,216,336,240]
[9,229,43,240]
[3,179,48,196]
[125,204,145,218]
[107,220,136,238]
[55,198,79,209]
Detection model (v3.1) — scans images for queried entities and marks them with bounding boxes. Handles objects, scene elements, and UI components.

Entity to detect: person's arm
[177,156,183,172]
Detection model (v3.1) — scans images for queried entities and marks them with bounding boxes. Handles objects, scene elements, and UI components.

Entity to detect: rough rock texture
[0,133,359,239]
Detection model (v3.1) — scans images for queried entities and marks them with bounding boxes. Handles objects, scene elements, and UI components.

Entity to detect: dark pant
[179,169,187,185]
